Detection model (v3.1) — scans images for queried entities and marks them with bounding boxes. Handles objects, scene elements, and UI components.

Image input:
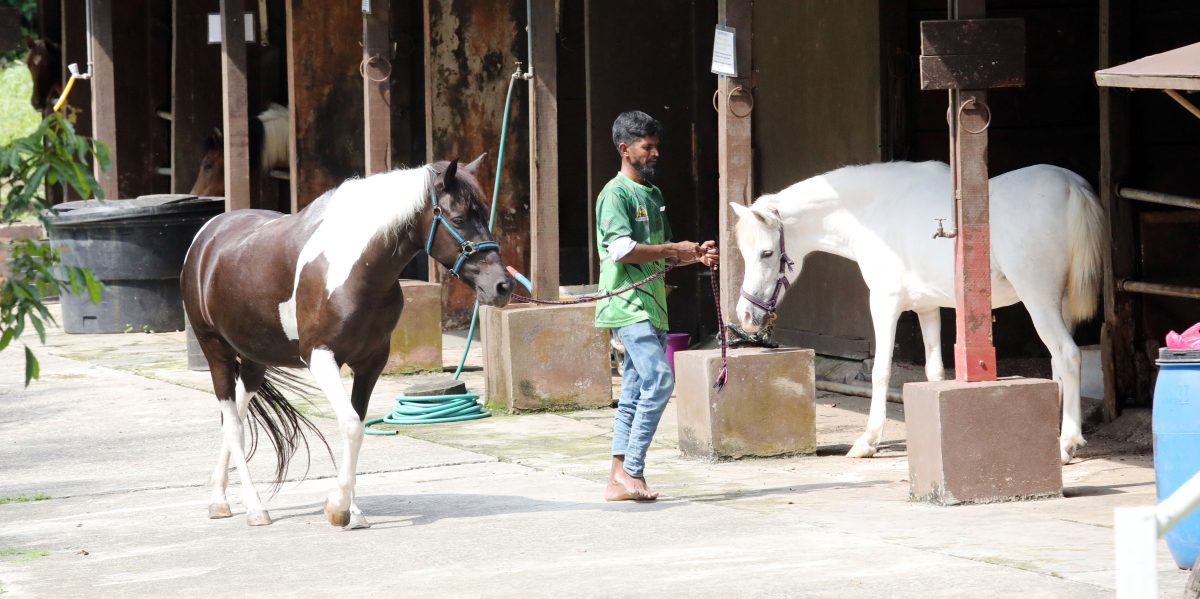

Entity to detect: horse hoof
[324,501,350,527]
[246,510,273,526]
[208,503,233,519]
[846,441,878,459]
[343,512,371,530]
[1060,436,1085,465]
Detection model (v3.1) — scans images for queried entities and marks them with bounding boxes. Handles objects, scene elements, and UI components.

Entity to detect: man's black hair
[611,111,662,153]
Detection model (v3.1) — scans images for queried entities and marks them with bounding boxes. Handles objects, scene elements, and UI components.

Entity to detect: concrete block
[0,223,44,283]
[675,347,816,460]
[479,303,611,412]
[383,280,443,375]
[903,378,1063,505]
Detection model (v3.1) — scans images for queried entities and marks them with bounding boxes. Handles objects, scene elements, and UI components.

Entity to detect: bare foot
[605,468,659,502]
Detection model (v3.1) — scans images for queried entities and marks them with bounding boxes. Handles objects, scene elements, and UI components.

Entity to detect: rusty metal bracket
[956,97,991,134]
[359,54,392,82]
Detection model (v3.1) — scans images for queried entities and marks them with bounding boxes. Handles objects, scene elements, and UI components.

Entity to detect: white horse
[731,161,1105,464]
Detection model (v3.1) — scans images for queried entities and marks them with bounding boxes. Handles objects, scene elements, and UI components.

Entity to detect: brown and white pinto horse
[190,103,290,197]
[23,37,62,113]
[181,155,513,528]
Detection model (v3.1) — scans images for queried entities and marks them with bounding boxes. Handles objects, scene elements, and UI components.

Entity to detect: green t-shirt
[594,172,672,330]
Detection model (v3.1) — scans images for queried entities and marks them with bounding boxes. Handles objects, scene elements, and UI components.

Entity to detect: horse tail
[256,103,289,172]
[1062,173,1106,328]
[244,366,331,493]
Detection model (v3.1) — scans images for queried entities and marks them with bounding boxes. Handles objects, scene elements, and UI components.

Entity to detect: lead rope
[513,261,729,390]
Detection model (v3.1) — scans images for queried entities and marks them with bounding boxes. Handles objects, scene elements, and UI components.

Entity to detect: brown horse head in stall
[190,104,289,196]
[24,37,62,112]
[181,154,513,528]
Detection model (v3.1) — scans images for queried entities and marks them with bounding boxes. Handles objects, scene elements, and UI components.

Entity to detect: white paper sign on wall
[711,25,737,77]
[207,12,257,44]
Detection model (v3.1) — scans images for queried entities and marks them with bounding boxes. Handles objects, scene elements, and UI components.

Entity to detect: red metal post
[949,1,997,382]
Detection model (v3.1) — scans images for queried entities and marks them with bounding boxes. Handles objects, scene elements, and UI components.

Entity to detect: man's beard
[632,157,658,183]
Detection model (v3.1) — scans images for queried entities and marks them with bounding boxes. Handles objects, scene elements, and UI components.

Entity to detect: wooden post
[89,0,117,199]
[920,2,1025,382]
[422,0,440,283]
[528,0,559,300]
[220,0,251,211]
[1099,0,1135,420]
[363,0,391,176]
[716,0,753,321]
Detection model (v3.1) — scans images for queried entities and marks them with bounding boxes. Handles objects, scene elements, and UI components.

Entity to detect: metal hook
[711,85,755,118]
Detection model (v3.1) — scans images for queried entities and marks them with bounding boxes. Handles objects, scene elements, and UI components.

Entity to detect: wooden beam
[363,0,391,175]
[89,0,117,199]
[583,0,597,283]
[423,0,440,283]
[220,0,251,211]
[1099,0,1136,420]
[528,0,559,300]
[947,0,997,382]
[716,0,753,321]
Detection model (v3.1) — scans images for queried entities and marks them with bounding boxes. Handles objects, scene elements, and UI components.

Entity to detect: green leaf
[83,270,102,304]
[30,315,45,343]
[24,346,39,387]
[0,328,13,352]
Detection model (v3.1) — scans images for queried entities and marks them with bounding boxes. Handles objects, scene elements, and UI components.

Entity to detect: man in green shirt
[596,111,718,501]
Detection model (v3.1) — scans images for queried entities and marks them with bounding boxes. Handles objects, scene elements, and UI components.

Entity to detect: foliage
[1,111,107,385]
[0,492,49,504]
[0,62,40,147]
[0,0,39,62]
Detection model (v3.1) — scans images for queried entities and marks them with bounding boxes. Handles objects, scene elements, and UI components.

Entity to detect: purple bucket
[665,333,691,373]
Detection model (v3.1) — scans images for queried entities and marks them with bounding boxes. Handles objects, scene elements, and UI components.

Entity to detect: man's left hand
[698,240,719,267]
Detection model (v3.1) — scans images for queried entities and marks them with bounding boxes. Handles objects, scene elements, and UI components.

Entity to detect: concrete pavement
[0,309,1191,597]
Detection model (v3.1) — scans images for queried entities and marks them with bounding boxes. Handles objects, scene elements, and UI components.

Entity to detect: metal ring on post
[956,97,992,135]
[712,86,755,118]
[728,85,754,118]
[359,54,392,82]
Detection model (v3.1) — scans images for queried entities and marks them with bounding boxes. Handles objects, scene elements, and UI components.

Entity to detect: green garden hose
[366,66,521,435]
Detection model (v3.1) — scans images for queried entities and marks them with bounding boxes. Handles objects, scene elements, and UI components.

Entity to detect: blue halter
[424,173,500,278]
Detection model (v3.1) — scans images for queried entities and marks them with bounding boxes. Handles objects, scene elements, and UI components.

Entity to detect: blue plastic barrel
[1153,348,1200,569]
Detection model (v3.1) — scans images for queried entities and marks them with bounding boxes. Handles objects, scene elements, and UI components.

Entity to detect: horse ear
[729,202,752,221]
[463,153,487,175]
[438,159,459,191]
[212,127,223,143]
[24,36,35,49]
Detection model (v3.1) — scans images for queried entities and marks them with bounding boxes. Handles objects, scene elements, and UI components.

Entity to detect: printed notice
[711,25,737,77]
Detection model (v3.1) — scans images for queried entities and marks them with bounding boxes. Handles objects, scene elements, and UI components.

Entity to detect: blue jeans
[611,321,674,478]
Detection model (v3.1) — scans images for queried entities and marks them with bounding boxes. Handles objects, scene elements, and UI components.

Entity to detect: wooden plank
[528,0,559,300]
[171,0,223,194]
[286,0,364,212]
[89,0,117,199]
[920,18,1024,57]
[363,0,391,175]
[111,1,170,198]
[1094,73,1200,92]
[422,0,440,284]
[424,0,528,327]
[716,0,753,322]
[220,0,251,211]
[919,54,1025,90]
[1099,0,1137,419]
[583,0,597,283]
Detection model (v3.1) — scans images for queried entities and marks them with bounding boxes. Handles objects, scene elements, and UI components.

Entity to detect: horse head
[730,202,794,333]
[190,128,225,196]
[24,37,62,113]
[424,154,514,307]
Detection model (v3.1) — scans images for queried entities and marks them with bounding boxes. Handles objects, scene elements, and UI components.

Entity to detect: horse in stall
[731,161,1105,464]
[181,154,513,528]
[23,37,62,113]
[190,103,290,196]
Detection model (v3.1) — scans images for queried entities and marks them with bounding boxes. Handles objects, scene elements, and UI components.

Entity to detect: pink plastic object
[665,333,691,373]
[1166,322,1200,349]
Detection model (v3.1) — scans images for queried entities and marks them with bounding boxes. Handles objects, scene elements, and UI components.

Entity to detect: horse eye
[761,250,774,259]
[452,217,465,226]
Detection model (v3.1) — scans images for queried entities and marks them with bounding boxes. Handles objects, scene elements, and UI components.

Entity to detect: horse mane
[257,103,289,171]
[323,166,431,244]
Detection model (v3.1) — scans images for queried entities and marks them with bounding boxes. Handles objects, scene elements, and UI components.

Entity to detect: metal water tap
[933,218,957,239]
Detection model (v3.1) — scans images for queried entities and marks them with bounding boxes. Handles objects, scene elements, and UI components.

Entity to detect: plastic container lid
[43,194,224,225]
[1157,348,1200,364]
